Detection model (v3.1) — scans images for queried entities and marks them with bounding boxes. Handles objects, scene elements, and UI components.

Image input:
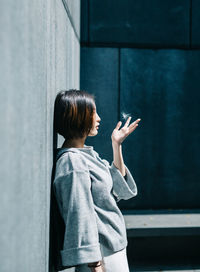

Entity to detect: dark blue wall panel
[120,48,200,209]
[191,0,200,48]
[81,0,89,43]
[80,47,119,162]
[80,1,200,210]
[88,0,190,48]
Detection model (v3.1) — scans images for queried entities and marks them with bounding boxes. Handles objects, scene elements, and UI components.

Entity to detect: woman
[53,89,141,272]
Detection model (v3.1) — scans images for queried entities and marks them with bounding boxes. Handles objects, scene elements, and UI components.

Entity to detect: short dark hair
[54,89,96,140]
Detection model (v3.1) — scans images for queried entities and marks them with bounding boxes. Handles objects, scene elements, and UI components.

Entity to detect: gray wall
[0,0,80,271]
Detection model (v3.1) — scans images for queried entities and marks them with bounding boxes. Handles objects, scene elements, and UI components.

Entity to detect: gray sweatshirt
[53,144,137,267]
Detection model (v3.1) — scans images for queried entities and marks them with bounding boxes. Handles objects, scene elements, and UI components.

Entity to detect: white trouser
[75,243,130,272]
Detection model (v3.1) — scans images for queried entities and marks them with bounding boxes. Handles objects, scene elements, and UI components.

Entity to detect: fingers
[124,116,132,127]
[124,118,140,136]
[115,121,122,130]
[124,117,141,128]
[129,118,141,128]
[116,117,141,130]
[135,118,141,124]
[127,119,141,135]
[129,124,138,134]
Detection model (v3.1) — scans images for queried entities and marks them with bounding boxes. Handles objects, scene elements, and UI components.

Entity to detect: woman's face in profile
[88,104,101,137]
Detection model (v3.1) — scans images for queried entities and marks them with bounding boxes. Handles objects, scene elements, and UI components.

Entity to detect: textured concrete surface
[122,210,200,236]
[63,0,80,39]
[80,0,89,43]
[0,0,80,271]
[128,234,200,271]
[82,0,190,47]
[81,46,200,210]
[191,0,200,48]
[81,47,119,162]
[130,267,200,272]
[120,48,200,209]
[80,1,200,267]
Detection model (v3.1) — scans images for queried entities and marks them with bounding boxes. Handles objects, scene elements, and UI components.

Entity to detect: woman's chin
[88,130,98,137]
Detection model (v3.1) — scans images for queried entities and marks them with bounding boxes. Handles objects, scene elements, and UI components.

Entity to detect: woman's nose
[97,113,101,121]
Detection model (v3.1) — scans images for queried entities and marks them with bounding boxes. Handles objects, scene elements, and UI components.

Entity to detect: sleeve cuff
[61,243,102,267]
[110,162,138,202]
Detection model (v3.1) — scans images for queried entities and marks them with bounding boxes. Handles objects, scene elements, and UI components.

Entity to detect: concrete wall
[0,0,80,271]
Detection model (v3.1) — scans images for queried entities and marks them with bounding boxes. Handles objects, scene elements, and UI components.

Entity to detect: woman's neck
[62,137,86,148]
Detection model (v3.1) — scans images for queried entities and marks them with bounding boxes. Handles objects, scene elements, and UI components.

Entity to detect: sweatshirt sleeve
[53,169,102,267]
[101,159,138,202]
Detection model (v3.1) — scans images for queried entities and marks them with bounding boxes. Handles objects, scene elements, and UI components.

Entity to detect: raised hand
[111,117,141,145]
